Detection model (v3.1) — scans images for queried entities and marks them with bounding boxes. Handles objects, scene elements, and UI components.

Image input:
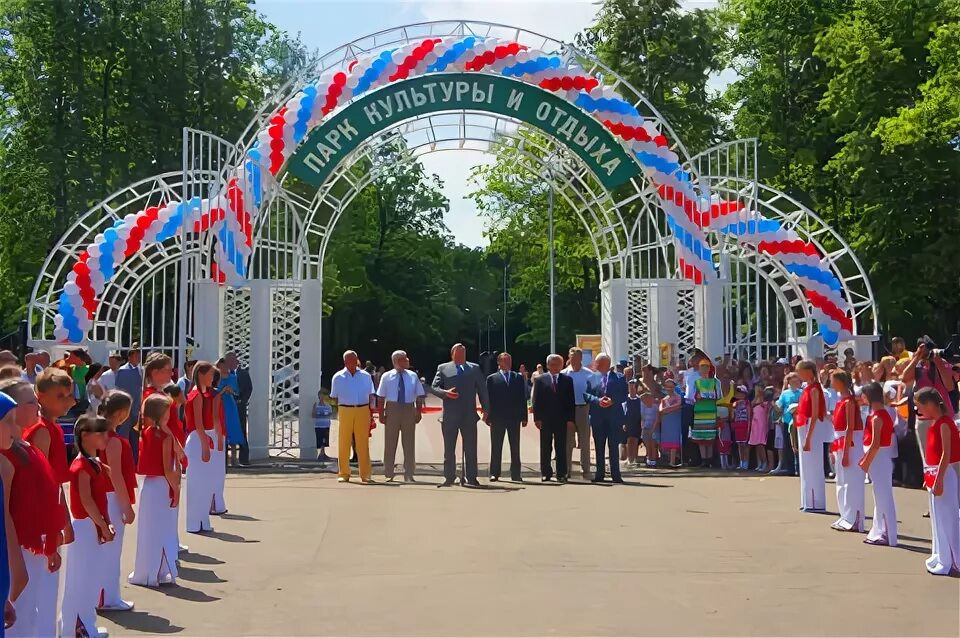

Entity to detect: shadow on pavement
[158,583,221,603]
[207,530,259,544]
[218,513,260,522]
[177,566,227,584]
[98,609,185,634]
[178,551,225,566]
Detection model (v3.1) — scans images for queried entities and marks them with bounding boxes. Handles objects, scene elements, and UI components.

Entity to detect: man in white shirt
[563,347,595,480]
[330,350,376,483]
[97,351,124,393]
[376,350,425,482]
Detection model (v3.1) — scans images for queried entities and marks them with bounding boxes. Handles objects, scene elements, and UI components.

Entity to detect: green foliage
[0,0,304,332]
[723,0,960,339]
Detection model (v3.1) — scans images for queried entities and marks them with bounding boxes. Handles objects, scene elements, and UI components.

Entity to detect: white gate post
[247,281,272,461]
[298,279,322,460]
[192,281,224,362]
[600,279,628,359]
[696,281,725,359]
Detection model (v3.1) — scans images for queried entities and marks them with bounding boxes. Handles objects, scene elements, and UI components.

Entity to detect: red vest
[832,396,864,432]
[68,456,110,522]
[925,416,960,466]
[137,426,168,477]
[0,443,66,555]
[794,383,825,428]
[185,388,220,433]
[24,417,70,484]
[143,386,185,446]
[864,409,894,448]
[98,431,137,504]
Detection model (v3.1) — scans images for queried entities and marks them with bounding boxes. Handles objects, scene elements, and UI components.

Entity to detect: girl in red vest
[184,362,223,534]
[59,414,113,638]
[97,391,137,611]
[915,387,960,576]
[859,382,898,547]
[829,370,865,532]
[4,376,73,637]
[142,353,186,556]
[0,389,21,631]
[0,378,66,638]
[794,360,827,512]
[128,393,180,587]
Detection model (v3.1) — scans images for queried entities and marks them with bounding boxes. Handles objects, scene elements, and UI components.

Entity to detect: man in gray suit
[430,343,489,487]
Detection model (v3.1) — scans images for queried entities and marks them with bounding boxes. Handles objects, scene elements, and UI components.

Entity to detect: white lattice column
[648,281,680,358]
[600,279,628,359]
[192,281,224,362]
[247,281,272,461]
[298,280,322,460]
[696,281,724,359]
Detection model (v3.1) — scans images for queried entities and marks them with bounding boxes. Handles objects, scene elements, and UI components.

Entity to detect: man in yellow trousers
[330,350,376,483]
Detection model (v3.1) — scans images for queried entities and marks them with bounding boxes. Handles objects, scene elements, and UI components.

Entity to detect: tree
[0,0,304,333]
[578,0,727,153]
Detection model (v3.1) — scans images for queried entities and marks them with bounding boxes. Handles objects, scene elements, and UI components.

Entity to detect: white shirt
[562,366,593,405]
[330,368,375,406]
[376,369,425,403]
[683,369,701,404]
[99,368,118,392]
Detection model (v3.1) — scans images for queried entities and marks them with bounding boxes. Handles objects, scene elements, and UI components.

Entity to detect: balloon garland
[56,35,851,346]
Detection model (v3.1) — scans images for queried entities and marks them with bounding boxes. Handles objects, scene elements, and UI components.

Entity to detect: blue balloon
[68,327,84,343]
[104,228,118,243]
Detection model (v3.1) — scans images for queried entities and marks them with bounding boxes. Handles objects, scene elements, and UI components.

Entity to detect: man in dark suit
[227,352,253,466]
[531,353,575,482]
[115,342,143,461]
[429,343,489,487]
[485,352,528,482]
[584,352,629,483]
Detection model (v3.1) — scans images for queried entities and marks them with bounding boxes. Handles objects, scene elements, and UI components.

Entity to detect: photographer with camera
[903,338,957,455]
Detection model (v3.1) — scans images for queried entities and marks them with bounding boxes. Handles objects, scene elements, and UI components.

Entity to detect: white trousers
[60,518,105,638]
[7,548,59,638]
[834,430,865,531]
[797,422,826,511]
[927,463,960,576]
[866,446,897,545]
[99,492,128,606]
[185,431,215,532]
[211,443,227,513]
[128,477,177,587]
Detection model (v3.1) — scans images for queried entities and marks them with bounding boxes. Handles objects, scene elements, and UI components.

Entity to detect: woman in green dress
[693,360,721,467]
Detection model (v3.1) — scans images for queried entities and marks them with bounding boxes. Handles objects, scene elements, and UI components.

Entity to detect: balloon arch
[28,21,878,458]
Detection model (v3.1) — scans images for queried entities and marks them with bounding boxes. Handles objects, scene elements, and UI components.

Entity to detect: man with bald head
[430,343,489,487]
[532,353,575,482]
[377,349,425,482]
[585,352,628,483]
[330,349,376,483]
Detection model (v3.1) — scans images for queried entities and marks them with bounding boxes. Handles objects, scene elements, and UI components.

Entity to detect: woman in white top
[85,364,107,415]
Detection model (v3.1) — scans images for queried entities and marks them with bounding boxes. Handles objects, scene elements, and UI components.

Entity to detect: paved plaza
[98,453,958,636]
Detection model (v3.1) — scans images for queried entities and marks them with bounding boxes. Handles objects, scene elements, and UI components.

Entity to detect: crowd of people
[0,345,251,637]
[326,336,960,577]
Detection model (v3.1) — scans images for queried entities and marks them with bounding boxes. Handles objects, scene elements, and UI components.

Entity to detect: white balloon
[87,245,101,259]
[385,62,398,76]
[94,233,105,244]
[346,74,360,89]
[392,50,406,64]
[90,271,105,292]
[566,90,579,102]
[54,314,64,328]
[116,225,130,239]
[64,282,79,296]
[53,327,69,341]
[340,87,353,101]
[66,271,77,284]
[78,316,92,331]
[123,214,137,225]
[423,52,437,66]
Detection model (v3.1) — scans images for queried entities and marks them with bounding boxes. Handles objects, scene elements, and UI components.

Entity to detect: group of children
[773,360,958,576]
[0,353,232,637]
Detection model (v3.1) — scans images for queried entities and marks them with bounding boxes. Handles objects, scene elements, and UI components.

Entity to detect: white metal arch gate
[28,21,881,459]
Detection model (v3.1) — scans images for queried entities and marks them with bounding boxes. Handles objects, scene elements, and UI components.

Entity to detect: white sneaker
[97,627,110,638]
[99,599,134,612]
[178,544,188,553]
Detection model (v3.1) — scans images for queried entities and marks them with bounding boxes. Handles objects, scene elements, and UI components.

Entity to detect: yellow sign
[576,334,602,367]
[659,343,674,367]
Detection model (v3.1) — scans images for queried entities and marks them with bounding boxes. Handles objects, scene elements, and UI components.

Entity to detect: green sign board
[286,73,641,190]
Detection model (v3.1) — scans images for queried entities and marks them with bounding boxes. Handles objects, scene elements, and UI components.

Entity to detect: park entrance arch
[28,21,879,459]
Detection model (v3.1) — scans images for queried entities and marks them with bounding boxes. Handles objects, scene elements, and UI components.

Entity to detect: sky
[257,0,722,247]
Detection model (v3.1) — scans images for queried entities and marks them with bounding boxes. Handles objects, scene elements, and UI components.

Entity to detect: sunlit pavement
[98,455,957,636]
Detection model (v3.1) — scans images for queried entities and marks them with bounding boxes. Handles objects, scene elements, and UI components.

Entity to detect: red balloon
[333,72,347,86]
[72,262,89,276]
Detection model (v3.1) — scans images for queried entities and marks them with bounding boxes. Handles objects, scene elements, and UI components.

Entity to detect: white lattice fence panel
[269,287,301,456]
[223,288,251,365]
[676,288,697,357]
[627,287,650,364]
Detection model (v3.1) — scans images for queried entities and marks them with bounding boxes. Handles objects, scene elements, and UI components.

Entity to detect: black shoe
[439,479,455,488]
[465,479,481,488]
[612,477,625,484]
[591,477,605,483]
[541,476,551,482]
[511,476,523,482]
[558,476,568,484]
[490,476,499,482]
[404,476,416,483]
